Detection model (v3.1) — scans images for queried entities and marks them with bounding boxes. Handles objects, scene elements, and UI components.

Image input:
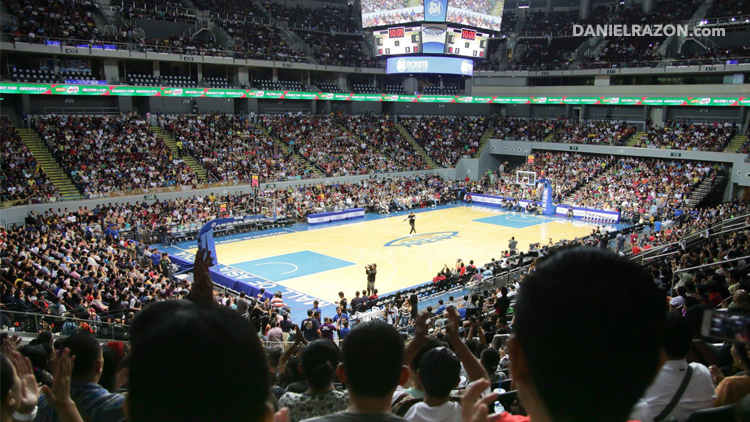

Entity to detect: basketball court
[163,204,608,321]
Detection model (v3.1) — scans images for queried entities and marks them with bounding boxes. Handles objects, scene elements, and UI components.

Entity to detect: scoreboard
[374,26,422,56]
[445,27,488,58]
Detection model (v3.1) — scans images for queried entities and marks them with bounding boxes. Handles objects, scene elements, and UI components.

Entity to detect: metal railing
[0,309,129,341]
[671,254,750,292]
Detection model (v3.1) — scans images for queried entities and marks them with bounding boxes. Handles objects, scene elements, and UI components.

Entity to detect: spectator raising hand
[188,248,215,304]
[9,351,39,418]
[40,349,84,422]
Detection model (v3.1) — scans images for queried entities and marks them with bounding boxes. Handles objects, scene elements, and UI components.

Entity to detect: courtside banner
[554,205,620,222]
[308,208,365,225]
[470,194,619,222]
[0,83,745,106]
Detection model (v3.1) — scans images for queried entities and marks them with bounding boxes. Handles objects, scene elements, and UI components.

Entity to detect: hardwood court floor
[183,205,595,311]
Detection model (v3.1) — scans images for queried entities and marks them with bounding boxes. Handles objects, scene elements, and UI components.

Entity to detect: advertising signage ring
[386,56,474,75]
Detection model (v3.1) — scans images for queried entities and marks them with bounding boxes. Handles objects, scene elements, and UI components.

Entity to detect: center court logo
[427,0,443,16]
[384,231,458,247]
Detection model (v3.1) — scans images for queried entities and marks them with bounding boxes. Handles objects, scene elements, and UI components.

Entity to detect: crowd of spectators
[119,1,196,22]
[0,206,191,334]
[493,117,559,141]
[340,114,430,171]
[31,113,199,199]
[5,0,101,43]
[447,0,498,14]
[363,9,425,28]
[262,2,357,33]
[361,0,413,14]
[634,120,738,151]
[567,157,714,215]
[512,37,585,70]
[219,20,308,62]
[706,0,750,18]
[582,36,665,68]
[522,11,580,34]
[264,114,428,176]
[674,46,750,64]
[139,34,227,56]
[5,155,750,422]
[162,114,312,183]
[445,11,503,31]
[400,116,490,167]
[193,0,265,19]
[0,119,59,205]
[262,174,452,220]
[474,152,614,204]
[298,31,376,68]
[550,119,637,146]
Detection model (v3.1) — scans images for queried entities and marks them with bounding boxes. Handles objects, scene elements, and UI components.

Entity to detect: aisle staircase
[542,128,558,142]
[724,135,748,153]
[626,131,647,147]
[256,126,324,178]
[474,125,497,158]
[16,129,83,201]
[394,123,438,168]
[151,126,209,182]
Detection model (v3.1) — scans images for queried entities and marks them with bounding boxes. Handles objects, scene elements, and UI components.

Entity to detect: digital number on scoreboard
[445,27,488,58]
[374,26,422,56]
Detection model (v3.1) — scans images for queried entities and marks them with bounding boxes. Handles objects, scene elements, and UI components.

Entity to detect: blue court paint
[473,213,545,229]
[232,251,356,282]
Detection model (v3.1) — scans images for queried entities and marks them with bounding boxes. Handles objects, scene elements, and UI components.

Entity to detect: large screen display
[421,24,447,54]
[445,27,488,58]
[386,56,474,75]
[446,0,504,31]
[374,26,422,56]
[362,0,425,28]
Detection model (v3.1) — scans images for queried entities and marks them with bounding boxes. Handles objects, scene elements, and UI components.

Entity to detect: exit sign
[570,146,579,150]
[670,152,682,157]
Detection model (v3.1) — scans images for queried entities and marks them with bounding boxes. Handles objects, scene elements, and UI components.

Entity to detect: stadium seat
[685,405,736,422]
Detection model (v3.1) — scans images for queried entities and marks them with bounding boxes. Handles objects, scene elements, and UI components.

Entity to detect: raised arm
[446,307,489,382]
[404,312,430,367]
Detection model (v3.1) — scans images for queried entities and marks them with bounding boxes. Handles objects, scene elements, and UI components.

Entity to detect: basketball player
[404,211,416,235]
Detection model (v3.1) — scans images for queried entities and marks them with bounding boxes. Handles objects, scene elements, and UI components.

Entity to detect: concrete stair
[394,123,438,169]
[16,129,83,201]
[724,135,748,153]
[626,131,647,147]
[151,126,209,181]
[542,128,558,142]
[257,126,324,178]
[475,125,497,158]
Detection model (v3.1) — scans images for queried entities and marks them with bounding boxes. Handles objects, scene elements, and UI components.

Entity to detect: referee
[404,211,416,235]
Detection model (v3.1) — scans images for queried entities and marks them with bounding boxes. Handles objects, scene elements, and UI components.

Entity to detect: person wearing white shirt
[404,347,462,422]
[643,315,716,422]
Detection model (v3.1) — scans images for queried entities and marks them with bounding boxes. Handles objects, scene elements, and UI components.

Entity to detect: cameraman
[365,264,377,296]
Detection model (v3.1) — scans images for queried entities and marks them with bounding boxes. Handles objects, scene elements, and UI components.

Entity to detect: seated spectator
[635,120,736,152]
[279,340,348,422]
[305,320,409,422]
[711,342,750,407]
[127,298,270,421]
[643,314,716,421]
[0,118,59,204]
[32,113,198,198]
[404,347,462,422]
[400,116,489,167]
[36,333,126,422]
[481,247,667,422]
